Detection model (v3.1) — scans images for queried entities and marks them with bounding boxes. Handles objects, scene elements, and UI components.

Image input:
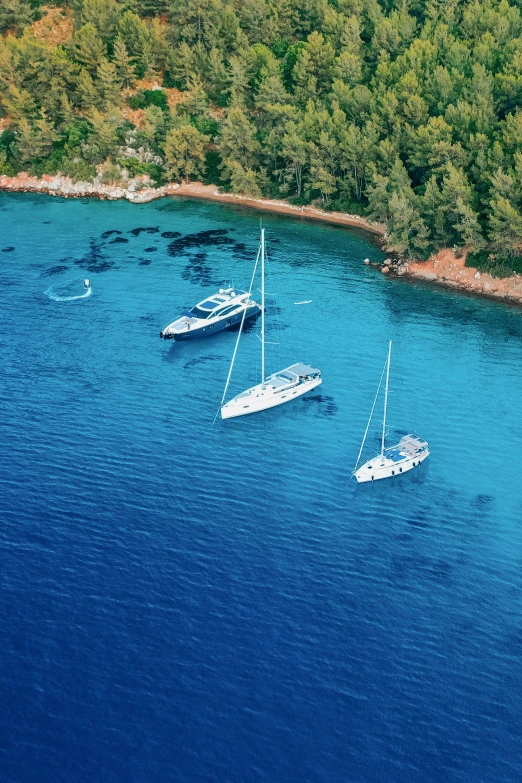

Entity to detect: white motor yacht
[160,288,261,340]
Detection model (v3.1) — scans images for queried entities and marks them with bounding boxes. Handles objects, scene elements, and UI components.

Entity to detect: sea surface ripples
[1,192,522,782]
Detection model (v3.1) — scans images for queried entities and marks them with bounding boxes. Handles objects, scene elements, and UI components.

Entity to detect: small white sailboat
[353,341,429,483]
[220,229,322,420]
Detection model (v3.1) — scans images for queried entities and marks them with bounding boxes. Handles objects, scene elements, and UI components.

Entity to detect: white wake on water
[45,280,92,302]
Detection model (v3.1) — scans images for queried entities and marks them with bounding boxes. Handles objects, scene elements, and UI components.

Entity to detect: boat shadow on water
[301,394,338,417]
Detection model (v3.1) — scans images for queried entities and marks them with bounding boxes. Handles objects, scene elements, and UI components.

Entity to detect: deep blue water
[1,192,522,782]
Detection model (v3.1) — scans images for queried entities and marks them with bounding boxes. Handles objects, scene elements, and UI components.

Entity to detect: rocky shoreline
[0,172,179,203]
[384,250,522,307]
[2,173,522,307]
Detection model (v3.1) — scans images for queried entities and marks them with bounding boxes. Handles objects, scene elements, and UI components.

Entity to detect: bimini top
[285,362,321,377]
[383,436,429,462]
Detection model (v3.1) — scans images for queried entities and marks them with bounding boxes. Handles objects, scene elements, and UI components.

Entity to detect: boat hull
[221,376,322,419]
[355,447,429,483]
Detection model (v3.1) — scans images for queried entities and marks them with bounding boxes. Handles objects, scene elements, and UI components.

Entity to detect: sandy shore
[172,182,387,235]
[2,173,521,306]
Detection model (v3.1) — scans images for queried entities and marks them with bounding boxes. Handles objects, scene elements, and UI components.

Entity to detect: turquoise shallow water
[1,191,522,782]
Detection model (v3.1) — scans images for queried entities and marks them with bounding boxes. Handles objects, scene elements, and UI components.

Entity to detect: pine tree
[178,76,208,116]
[293,32,335,103]
[453,197,484,249]
[204,47,229,99]
[227,55,249,107]
[113,35,136,88]
[226,161,262,196]
[488,197,522,261]
[97,58,122,110]
[166,42,197,90]
[77,69,99,111]
[367,171,393,222]
[0,0,33,36]
[80,0,120,40]
[72,24,107,74]
[3,85,38,122]
[15,118,37,163]
[280,123,308,196]
[219,107,260,171]
[15,112,59,162]
[164,125,209,182]
[118,11,150,76]
[386,193,431,258]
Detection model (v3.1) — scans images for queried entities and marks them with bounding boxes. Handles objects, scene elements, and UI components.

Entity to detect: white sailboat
[353,341,429,482]
[220,228,322,420]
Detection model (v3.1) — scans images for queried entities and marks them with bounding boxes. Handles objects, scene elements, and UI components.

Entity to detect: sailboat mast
[261,228,265,384]
[381,340,392,456]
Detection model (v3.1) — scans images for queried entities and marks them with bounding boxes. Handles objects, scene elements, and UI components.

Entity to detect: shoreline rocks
[0,173,181,203]
[402,249,522,307]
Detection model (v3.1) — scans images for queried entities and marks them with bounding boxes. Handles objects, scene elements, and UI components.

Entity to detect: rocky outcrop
[0,173,180,203]
[403,249,522,305]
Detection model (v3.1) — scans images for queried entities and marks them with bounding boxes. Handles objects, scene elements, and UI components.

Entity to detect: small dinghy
[83,279,91,289]
[220,229,321,420]
[352,341,429,483]
[160,287,261,340]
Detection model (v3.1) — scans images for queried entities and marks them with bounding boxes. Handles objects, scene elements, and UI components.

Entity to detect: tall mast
[261,228,265,384]
[220,243,261,408]
[381,340,392,456]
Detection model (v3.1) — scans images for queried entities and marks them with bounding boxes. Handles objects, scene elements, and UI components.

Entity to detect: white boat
[160,287,261,340]
[220,229,322,420]
[353,341,429,483]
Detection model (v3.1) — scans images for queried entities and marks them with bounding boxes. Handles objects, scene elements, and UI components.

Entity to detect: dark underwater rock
[167,229,234,256]
[41,265,69,278]
[74,238,113,273]
[181,251,219,286]
[130,227,160,236]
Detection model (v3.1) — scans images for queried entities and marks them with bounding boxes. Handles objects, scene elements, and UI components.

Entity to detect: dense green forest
[2,0,522,268]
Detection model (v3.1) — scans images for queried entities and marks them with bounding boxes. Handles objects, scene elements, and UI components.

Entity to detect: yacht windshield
[190,296,228,319]
[190,304,218,319]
